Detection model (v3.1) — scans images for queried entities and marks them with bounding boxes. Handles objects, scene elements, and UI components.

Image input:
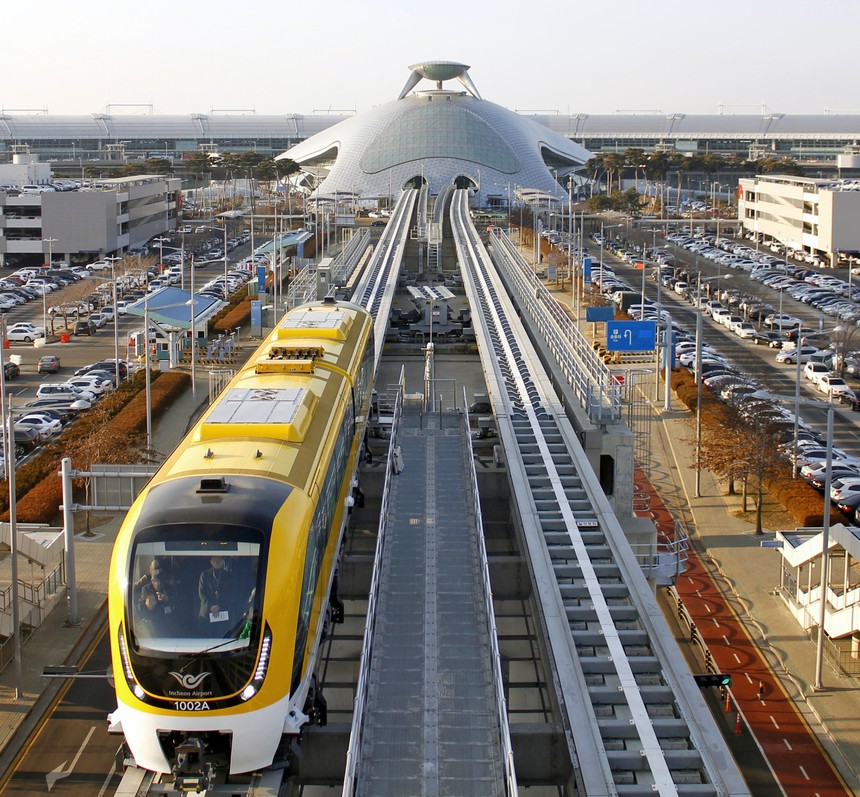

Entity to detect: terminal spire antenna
[397,60,482,100]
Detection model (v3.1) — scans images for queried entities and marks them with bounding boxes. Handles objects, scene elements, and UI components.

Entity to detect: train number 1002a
[175,700,211,711]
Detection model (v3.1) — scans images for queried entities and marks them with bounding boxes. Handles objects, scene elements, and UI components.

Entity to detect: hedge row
[0,369,190,523]
[669,367,849,527]
[0,374,148,515]
[212,296,252,335]
[109,370,190,437]
[209,288,251,330]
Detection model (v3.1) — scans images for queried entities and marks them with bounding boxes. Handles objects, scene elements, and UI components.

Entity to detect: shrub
[212,297,252,334]
[0,369,190,523]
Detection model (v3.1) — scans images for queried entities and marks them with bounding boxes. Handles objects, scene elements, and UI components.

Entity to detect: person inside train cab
[137,573,175,635]
[199,555,236,624]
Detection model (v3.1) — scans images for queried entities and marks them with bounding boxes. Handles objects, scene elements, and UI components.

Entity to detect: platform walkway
[354,407,505,796]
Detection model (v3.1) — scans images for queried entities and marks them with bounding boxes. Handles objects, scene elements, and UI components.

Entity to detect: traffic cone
[724,691,731,713]
[735,711,742,735]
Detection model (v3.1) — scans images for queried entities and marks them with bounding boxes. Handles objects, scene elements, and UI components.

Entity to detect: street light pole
[694,273,732,496]
[190,255,196,401]
[105,256,121,388]
[814,401,834,691]
[153,236,168,274]
[42,237,57,335]
[144,292,152,450]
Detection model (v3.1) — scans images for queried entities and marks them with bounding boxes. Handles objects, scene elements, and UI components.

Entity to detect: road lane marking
[46,725,95,791]
[799,766,810,780]
[733,653,741,663]
[783,739,792,750]
[770,716,780,729]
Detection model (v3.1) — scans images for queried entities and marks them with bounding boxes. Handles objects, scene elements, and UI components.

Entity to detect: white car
[803,361,830,386]
[734,322,756,339]
[818,374,854,400]
[15,415,61,441]
[19,411,63,433]
[776,346,819,364]
[66,376,111,397]
[6,323,45,342]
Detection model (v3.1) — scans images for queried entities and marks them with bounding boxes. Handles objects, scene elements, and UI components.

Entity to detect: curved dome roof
[278,62,591,204]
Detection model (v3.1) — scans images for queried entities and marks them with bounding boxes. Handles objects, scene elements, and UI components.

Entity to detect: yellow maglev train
[108,298,375,775]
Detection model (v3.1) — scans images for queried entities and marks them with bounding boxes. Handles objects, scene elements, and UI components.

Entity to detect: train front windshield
[128,529,263,655]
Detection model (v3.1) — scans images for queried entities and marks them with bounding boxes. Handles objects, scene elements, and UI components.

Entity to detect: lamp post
[153,236,169,274]
[105,256,121,388]
[42,236,57,269]
[694,272,732,497]
[144,292,152,450]
[756,391,834,690]
[190,255,197,400]
[790,326,842,478]
[42,238,57,335]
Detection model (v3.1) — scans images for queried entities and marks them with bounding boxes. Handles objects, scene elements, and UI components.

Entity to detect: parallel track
[450,189,749,797]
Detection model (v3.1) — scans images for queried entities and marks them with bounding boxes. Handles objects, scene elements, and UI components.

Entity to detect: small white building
[0,150,52,189]
[737,174,860,265]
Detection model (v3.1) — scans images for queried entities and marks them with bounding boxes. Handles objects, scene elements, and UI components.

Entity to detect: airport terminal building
[2,107,859,171]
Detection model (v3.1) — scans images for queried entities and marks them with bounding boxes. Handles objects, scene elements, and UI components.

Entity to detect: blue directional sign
[250,300,263,338]
[586,306,614,323]
[582,255,592,284]
[606,321,657,352]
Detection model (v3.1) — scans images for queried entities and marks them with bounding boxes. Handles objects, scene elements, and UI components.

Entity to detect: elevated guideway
[352,188,419,365]
[343,401,514,797]
[450,189,749,796]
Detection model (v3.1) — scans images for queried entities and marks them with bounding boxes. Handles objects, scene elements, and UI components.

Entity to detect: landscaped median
[0,369,190,524]
[671,367,849,528]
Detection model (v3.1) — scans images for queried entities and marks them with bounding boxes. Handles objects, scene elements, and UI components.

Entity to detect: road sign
[586,306,614,323]
[583,256,592,283]
[606,321,657,352]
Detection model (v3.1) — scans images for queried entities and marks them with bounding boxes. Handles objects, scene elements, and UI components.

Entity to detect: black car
[75,360,128,380]
[74,319,97,336]
[3,361,20,379]
[753,330,784,347]
[840,389,860,412]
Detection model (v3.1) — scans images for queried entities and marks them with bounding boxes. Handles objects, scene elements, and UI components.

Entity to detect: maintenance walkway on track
[353,406,505,796]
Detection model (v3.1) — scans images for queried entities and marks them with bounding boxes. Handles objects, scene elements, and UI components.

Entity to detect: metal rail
[489,228,622,424]
[462,387,519,796]
[352,189,418,365]
[450,190,749,796]
[342,369,405,797]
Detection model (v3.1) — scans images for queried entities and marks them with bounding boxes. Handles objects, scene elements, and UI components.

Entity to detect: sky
[3,0,857,118]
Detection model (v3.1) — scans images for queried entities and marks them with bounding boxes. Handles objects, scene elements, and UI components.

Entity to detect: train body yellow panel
[107,299,375,776]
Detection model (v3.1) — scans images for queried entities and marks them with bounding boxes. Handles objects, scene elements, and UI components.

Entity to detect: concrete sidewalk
[0,371,209,762]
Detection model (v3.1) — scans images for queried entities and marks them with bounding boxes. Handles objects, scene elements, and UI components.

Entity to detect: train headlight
[117,626,135,686]
[240,685,257,701]
[252,626,273,683]
[133,684,146,700]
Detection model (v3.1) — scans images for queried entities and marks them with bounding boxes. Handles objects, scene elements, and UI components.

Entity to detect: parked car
[35,383,88,402]
[840,389,860,412]
[73,319,97,336]
[803,361,830,386]
[776,346,819,365]
[818,374,854,400]
[3,361,20,379]
[6,323,45,342]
